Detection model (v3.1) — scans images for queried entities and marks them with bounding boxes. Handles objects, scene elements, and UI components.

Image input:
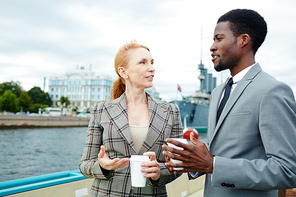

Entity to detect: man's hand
[162,132,214,174]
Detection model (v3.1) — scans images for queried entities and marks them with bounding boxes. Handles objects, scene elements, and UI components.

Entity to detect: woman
[79,40,183,196]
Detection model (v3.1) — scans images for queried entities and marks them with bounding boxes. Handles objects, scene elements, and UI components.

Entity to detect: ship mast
[198,24,206,93]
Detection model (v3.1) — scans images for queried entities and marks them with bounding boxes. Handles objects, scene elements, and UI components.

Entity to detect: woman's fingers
[98,145,106,159]
[143,151,156,161]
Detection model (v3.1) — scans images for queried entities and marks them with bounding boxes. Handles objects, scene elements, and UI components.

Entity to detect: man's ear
[118,67,128,79]
[240,34,250,48]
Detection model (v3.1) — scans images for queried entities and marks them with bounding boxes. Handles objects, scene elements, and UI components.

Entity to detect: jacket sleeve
[212,82,296,189]
[79,102,114,180]
[149,103,183,187]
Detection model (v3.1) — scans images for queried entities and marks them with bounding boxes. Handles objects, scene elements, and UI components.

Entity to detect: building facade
[48,66,161,114]
[48,66,113,113]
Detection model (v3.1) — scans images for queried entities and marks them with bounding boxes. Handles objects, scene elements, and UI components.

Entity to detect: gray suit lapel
[138,94,169,154]
[105,93,137,154]
[211,64,262,143]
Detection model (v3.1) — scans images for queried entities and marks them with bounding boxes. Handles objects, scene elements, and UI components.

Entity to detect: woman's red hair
[111,40,150,100]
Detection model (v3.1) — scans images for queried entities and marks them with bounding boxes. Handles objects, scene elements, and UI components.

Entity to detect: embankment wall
[0,115,89,128]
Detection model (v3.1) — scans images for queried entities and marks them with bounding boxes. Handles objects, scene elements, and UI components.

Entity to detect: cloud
[0,0,295,99]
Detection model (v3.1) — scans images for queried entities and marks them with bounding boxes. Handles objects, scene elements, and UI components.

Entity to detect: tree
[29,103,48,113]
[28,86,52,106]
[0,81,23,97]
[56,96,70,115]
[0,90,19,112]
[18,92,32,112]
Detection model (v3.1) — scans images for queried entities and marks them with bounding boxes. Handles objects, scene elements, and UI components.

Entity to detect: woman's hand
[141,152,160,181]
[98,145,129,171]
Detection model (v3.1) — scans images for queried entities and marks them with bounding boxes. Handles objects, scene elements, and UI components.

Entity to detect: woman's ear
[118,67,128,79]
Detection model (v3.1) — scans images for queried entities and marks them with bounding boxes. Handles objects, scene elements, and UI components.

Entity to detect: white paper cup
[130,155,150,187]
[167,138,188,170]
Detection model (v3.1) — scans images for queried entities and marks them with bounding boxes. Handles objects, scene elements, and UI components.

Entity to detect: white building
[48,66,113,113]
[48,65,161,114]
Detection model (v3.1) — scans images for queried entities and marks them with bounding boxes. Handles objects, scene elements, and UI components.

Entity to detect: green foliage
[28,86,52,106]
[18,92,32,112]
[57,96,71,108]
[0,90,19,112]
[0,81,23,97]
[0,82,52,113]
[29,103,49,113]
[57,96,70,115]
[72,106,78,112]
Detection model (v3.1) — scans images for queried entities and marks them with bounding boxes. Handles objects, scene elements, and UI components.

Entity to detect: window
[97,95,100,100]
[51,88,54,91]
[92,95,94,99]
[98,87,100,92]
[92,87,95,92]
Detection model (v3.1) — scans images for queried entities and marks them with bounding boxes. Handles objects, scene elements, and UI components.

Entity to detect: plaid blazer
[79,93,183,197]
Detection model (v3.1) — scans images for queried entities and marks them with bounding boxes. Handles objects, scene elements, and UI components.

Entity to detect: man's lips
[211,54,219,62]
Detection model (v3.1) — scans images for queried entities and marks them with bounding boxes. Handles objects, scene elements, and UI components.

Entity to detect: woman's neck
[125,88,147,106]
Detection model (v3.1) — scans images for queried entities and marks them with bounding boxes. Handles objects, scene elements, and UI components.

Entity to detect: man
[162,9,296,197]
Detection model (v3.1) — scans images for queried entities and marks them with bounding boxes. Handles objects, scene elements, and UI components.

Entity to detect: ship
[170,61,217,133]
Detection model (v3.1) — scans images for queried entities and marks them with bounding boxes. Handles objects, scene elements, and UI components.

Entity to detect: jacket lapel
[138,93,169,154]
[105,93,136,154]
[210,64,262,143]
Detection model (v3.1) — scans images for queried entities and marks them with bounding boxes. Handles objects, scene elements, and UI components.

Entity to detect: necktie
[217,78,233,123]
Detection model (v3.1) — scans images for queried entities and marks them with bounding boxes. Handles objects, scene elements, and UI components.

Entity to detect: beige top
[130,125,149,154]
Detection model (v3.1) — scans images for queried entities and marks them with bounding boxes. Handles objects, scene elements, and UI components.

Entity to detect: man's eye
[151,61,154,65]
[140,61,145,64]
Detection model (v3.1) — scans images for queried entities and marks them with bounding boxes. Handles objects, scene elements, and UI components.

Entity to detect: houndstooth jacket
[79,92,183,197]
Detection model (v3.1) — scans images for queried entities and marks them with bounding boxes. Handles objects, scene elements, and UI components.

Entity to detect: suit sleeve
[79,102,114,180]
[212,82,296,189]
[149,103,183,187]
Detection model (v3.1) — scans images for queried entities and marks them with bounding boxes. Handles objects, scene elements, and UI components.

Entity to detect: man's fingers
[190,132,200,146]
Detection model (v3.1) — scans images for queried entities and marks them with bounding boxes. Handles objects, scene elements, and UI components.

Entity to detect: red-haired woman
[79,40,182,196]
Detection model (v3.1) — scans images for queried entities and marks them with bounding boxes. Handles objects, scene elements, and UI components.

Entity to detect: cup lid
[170,138,188,144]
[130,155,150,161]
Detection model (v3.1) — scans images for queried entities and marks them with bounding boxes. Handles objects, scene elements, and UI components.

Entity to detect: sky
[1,0,295,102]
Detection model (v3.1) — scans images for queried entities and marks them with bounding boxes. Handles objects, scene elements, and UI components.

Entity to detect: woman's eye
[151,61,154,65]
[140,61,145,64]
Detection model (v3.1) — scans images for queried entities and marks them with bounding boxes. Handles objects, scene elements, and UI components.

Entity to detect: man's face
[210,21,241,72]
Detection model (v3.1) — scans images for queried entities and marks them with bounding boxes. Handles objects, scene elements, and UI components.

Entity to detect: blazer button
[230,184,235,188]
[221,183,226,187]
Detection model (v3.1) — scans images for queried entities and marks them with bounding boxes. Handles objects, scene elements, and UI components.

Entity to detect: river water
[0,127,207,183]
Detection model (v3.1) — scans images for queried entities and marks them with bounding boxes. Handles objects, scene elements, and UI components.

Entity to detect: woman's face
[123,47,155,89]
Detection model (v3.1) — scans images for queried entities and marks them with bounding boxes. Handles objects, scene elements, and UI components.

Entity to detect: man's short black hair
[218,9,267,54]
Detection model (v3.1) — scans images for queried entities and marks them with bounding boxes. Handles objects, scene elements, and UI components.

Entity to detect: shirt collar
[230,63,256,84]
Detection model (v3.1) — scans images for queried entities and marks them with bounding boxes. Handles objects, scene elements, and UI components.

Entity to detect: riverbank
[0,115,89,128]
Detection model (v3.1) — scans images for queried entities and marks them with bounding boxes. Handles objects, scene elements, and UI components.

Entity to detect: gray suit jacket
[192,64,296,197]
[79,93,183,197]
